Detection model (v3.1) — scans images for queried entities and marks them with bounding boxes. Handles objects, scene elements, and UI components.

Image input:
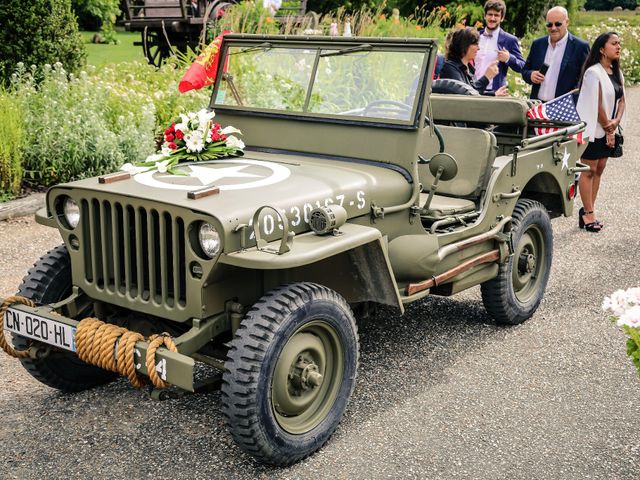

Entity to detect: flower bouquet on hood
[603,287,640,378]
[122,108,245,176]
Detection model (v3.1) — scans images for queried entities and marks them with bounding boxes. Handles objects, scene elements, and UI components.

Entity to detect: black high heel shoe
[579,209,601,232]
[578,207,584,228]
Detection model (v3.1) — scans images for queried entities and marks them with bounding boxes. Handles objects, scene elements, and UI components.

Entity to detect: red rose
[220,134,227,141]
[165,133,175,142]
[175,130,184,140]
[164,123,176,136]
[168,142,178,150]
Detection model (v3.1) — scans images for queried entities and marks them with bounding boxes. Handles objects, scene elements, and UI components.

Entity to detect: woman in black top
[575,31,626,232]
[439,27,508,96]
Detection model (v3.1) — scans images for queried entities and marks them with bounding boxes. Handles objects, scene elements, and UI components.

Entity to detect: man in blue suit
[522,5,590,101]
[475,0,525,94]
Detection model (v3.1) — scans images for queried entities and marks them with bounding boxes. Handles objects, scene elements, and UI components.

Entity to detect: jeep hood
[53,150,413,231]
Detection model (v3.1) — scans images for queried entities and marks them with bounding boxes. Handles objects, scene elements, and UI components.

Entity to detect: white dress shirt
[474,27,500,89]
[538,32,569,101]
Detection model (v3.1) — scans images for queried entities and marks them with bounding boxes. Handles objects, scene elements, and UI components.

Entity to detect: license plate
[3,307,76,352]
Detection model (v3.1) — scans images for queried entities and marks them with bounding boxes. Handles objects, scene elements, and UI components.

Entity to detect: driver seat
[418,126,497,219]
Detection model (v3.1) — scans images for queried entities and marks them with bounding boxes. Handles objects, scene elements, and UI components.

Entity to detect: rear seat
[430,94,530,128]
[418,126,497,219]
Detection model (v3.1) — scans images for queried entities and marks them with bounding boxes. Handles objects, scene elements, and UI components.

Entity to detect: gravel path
[0,89,639,480]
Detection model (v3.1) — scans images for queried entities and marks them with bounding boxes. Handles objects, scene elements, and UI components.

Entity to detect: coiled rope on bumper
[0,296,177,390]
[76,318,178,390]
[0,296,34,359]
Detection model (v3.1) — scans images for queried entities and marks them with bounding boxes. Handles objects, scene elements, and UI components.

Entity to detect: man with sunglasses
[522,6,590,101]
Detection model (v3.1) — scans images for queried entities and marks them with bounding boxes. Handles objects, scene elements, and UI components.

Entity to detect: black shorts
[582,135,622,160]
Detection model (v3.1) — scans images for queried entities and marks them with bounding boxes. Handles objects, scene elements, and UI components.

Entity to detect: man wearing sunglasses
[522,6,590,101]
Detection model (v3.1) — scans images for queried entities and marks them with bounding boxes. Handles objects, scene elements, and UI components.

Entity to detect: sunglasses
[546,21,564,28]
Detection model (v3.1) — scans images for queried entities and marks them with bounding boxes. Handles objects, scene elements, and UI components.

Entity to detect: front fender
[220,223,381,269]
[219,223,403,312]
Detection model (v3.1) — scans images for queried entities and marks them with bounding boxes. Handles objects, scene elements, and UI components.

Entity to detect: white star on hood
[187,164,261,186]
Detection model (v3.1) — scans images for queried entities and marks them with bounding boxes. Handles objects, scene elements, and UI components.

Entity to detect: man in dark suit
[522,5,590,101]
[475,0,525,93]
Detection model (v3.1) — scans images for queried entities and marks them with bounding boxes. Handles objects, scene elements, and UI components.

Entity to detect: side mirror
[429,152,458,180]
[422,153,458,212]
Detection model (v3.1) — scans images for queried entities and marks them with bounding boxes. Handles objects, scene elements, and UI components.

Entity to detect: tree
[0,0,86,85]
[585,0,637,9]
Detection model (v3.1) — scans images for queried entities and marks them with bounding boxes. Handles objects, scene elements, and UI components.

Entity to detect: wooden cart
[123,0,309,67]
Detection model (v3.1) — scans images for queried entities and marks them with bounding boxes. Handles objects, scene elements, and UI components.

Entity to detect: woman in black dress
[439,27,508,96]
[576,32,626,232]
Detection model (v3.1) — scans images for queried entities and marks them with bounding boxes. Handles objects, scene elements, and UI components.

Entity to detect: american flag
[527,92,584,143]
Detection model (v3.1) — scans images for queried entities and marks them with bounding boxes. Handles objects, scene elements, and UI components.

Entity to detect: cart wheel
[142,28,172,68]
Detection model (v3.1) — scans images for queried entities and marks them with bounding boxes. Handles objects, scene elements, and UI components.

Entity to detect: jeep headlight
[198,222,221,258]
[63,197,80,229]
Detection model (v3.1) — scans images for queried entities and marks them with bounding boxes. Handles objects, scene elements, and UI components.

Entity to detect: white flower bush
[603,287,640,376]
[6,60,214,185]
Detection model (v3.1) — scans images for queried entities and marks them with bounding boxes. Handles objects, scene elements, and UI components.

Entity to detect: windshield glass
[214,43,427,125]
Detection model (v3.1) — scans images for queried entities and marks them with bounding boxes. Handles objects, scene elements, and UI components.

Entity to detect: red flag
[178,31,231,93]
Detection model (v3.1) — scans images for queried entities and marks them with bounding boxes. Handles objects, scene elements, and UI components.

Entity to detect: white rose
[226,135,245,150]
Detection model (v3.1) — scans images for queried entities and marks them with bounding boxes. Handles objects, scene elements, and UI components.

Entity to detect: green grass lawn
[80,30,146,66]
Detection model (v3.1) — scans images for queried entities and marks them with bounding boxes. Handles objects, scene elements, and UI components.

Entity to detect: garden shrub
[7,60,209,186]
[0,0,86,85]
[11,63,157,185]
[0,93,23,197]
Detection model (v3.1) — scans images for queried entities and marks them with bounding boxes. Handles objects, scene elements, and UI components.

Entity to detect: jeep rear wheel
[13,245,116,391]
[481,199,553,325]
[222,282,359,466]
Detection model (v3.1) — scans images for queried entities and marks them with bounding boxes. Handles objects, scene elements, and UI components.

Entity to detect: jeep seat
[418,194,476,218]
[417,125,497,219]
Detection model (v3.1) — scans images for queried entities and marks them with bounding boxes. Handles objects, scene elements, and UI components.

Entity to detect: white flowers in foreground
[604,287,640,378]
[603,287,640,328]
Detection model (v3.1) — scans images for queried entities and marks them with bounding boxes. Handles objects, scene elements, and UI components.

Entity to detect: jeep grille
[80,199,187,307]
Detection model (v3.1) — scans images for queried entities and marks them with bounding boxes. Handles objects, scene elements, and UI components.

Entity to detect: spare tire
[431,78,480,96]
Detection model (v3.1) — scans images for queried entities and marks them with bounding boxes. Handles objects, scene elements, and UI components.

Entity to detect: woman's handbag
[611,131,624,158]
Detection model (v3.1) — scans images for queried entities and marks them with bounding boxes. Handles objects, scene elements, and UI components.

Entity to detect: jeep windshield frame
[209,35,436,130]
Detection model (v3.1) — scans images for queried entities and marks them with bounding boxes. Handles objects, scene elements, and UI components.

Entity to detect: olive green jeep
[1,35,587,465]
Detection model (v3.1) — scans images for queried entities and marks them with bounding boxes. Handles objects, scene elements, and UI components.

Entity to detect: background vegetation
[0,0,86,86]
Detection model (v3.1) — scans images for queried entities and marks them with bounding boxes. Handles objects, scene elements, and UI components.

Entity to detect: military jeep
[1,35,587,465]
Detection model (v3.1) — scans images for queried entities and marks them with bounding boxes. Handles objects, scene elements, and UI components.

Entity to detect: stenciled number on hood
[248,191,366,240]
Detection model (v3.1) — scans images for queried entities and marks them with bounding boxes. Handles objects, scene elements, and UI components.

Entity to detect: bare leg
[591,158,608,207]
[578,158,598,225]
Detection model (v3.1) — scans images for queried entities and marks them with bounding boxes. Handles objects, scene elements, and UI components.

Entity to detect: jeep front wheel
[481,199,553,325]
[221,282,359,466]
[13,245,117,391]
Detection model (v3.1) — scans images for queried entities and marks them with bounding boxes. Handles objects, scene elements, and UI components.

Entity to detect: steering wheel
[363,100,412,119]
